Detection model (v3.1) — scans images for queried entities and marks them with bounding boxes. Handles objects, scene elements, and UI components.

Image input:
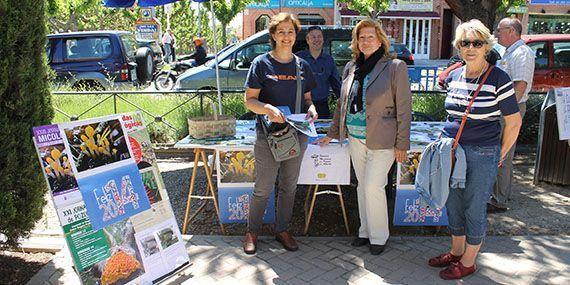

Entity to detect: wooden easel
[303,184,350,235]
[181,148,225,234]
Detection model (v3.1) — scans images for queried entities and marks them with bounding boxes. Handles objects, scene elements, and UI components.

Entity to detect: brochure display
[33,112,189,285]
[394,123,449,226]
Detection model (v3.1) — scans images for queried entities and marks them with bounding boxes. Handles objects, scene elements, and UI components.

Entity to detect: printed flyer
[33,124,79,205]
[32,113,189,285]
[298,144,350,185]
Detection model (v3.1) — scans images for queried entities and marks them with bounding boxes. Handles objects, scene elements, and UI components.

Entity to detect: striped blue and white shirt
[442,66,519,146]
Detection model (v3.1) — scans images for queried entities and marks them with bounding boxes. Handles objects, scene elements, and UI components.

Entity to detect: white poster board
[297,144,350,185]
[554,87,570,140]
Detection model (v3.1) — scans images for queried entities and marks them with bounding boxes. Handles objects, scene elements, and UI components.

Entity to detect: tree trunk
[221,23,227,46]
[445,0,500,30]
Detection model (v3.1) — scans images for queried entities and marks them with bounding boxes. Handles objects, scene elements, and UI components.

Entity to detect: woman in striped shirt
[428,20,522,280]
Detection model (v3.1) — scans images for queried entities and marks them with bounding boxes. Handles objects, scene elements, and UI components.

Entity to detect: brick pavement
[29,235,569,285]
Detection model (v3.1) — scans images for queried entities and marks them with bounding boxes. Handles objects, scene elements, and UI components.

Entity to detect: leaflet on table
[286,113,317,137]
[554,88,570,140]
[134,218,189,282]
[32,124,80,205]
[298,144,350,185]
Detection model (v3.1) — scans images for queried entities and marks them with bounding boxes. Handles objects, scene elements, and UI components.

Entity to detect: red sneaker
[439,261,476,280]
[428,252,462,267]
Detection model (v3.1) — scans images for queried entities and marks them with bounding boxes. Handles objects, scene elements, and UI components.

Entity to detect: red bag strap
[452,65,494,152]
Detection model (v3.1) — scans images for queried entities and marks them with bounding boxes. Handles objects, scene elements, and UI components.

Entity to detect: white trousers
[348,136,395,245]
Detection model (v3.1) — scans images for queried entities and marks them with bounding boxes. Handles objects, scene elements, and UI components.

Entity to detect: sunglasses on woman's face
[460,39,485,48]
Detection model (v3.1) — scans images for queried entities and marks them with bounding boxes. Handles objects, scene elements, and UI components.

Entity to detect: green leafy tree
[344,0,390,19]
[208,0,262,46]
[445,0,526,29]
[1,0,54,248]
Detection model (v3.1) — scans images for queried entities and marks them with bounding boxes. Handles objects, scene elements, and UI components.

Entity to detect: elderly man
[489,17,535,213]
[296,26,341,119]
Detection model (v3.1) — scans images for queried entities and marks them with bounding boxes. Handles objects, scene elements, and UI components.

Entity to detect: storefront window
[255,15,270,33]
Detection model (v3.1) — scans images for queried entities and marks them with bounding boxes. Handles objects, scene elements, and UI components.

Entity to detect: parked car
[523,34,570,92]
[390,42,415,66]
[47,31,162,90]
[175,26,355,90]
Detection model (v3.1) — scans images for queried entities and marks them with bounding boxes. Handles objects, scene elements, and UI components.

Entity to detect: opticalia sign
[247,0,334,9]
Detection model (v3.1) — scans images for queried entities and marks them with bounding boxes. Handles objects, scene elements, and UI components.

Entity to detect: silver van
[174,26,354,91]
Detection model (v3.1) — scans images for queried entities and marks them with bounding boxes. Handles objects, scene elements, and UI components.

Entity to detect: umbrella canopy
[102,0,224,115]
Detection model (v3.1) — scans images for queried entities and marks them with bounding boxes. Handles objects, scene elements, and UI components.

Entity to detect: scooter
[153,59,193,90]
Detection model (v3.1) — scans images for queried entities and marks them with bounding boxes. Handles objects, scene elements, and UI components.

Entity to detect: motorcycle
[153,59,193,90]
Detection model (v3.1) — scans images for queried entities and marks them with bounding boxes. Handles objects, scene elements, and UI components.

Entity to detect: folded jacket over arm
[414,138,466,209]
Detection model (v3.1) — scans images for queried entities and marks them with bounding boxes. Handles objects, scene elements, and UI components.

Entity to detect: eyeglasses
[459,40,486,48]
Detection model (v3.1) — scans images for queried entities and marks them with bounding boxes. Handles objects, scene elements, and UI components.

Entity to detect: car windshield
[204,43,237,67]
[390,44,407,53]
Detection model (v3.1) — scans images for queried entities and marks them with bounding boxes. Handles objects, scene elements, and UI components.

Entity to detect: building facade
[525,0,570,34]
[242,0,336,39]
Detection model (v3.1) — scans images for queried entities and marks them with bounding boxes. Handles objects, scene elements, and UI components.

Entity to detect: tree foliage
[0,0,54,248]
[344,0,390,19]
[209,0,257,46]
[445,0,526,29]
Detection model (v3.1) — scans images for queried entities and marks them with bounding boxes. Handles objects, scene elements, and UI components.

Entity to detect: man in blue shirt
[296,26,341,119]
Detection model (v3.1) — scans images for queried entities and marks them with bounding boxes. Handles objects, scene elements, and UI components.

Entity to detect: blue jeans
[446,144,500,245]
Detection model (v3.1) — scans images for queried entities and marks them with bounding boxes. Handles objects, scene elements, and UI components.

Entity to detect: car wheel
[136,47,153,83]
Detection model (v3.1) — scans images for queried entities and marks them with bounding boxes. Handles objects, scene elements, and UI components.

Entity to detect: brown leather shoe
[275,231,298,251]
[243,232,257,255]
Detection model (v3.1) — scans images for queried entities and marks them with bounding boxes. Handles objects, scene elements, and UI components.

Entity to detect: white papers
[298,144,350,185]
[287,114,317,137]
[555,88,570,140]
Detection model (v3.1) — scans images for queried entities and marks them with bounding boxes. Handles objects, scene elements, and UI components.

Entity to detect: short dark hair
[307,26,322,33]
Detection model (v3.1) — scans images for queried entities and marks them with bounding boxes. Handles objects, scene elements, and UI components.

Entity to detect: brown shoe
[275,231,298,251]
[243,232,257,255]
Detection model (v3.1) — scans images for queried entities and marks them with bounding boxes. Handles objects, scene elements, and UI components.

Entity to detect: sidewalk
[30,235,569,284]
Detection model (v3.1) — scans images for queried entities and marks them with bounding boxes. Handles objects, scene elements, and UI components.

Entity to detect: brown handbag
[451,65,494,166]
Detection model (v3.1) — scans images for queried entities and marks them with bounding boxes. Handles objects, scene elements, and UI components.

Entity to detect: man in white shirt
[490,17,535,212]
[162,29,173,63]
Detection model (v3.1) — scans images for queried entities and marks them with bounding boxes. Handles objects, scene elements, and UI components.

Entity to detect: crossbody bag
[258,56,303,162]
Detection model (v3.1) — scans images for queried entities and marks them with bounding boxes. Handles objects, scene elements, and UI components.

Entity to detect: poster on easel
[33,111,189,285]
[393,151,448,226]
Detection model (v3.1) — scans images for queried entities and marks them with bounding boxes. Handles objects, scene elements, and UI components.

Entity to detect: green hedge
[1,0,54,248]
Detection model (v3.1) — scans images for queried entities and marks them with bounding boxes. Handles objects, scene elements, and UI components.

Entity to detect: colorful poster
[33,125,79,199]
[77,163,151,230]
[298,144,350,185]
[216,148,256,187]
[58,202,110,272]
[63,118,131,174]
[122,113,158,170]
[397,151,422,189]
[79,220,146,285]
[393,189,448,226]
[140,169,163,205]
[218,187,275,224]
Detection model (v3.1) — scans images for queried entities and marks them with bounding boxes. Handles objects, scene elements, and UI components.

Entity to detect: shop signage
[389,0,433,11]
[507,5,529,14]
[530,0,570,4]
[135,17,161,42]
[247,0,334,9]
[247,0,280,9]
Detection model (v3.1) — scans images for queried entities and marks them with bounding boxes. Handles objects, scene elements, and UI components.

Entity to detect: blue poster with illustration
[218,187,275,224]
[393,189,448,226]
[77,163,151,230]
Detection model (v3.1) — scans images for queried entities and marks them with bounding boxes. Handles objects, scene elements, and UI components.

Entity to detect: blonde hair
[268,13,301,49]
[351,19,391,60]
[452,19,496,52]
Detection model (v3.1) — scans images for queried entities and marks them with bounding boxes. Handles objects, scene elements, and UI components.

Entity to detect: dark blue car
[47,31,161,90]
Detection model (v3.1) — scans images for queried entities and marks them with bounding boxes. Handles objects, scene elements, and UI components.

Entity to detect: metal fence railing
[51,89,547,144]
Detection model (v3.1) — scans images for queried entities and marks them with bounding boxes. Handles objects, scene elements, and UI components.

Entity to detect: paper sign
[298,144,350,185]
[555,88,570,140]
